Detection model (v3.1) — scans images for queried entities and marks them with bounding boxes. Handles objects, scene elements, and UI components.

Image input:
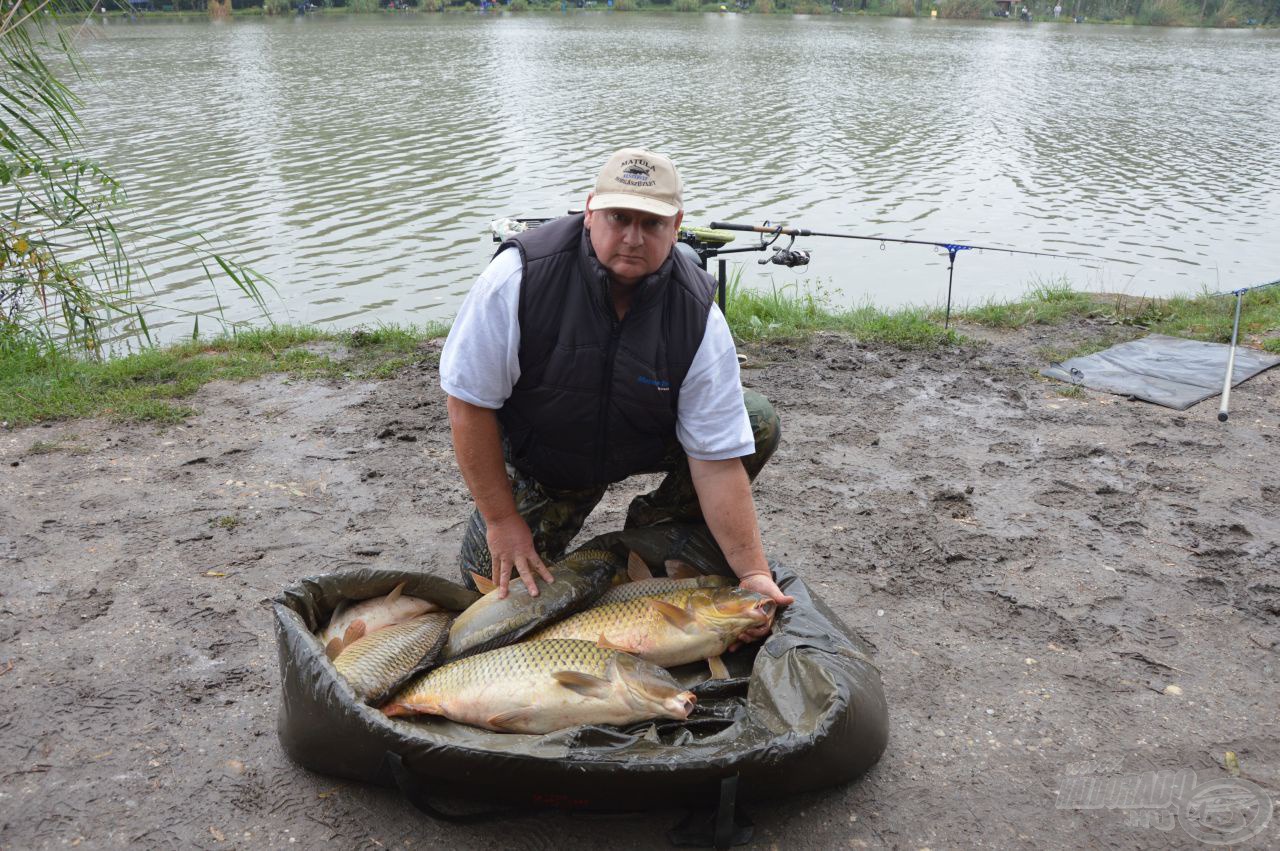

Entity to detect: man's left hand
[730,572,795,651]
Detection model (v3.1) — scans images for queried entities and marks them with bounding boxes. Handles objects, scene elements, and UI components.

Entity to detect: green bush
[892,0,915,14]
[936,0,984,16]
[1138,0,1190,24]
[613,0,637,9]
[263,0,291,13]
[1212,0,1242,24]
[509,0,528,8]
[674,0,698,9]
[754,0,773,10]
[346,0,378,10]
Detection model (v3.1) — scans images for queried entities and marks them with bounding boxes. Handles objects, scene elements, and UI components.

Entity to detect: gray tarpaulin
[1042,334,1280,411]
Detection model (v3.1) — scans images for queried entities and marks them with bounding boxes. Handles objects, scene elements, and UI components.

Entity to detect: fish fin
[648,599,697,631]
[469,571,497,595]
[627,552,653,582]
[386,581,406,604]
[487,707,538,731]
[343,619,367,647]
[384,694,440,717]
[551,671,614,699]
[707,655,730,680]
[664,559,700,579]
[596,633,635,654]
[324,638,344,661]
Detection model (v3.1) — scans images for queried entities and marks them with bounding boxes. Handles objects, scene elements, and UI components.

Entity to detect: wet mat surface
[1042,334,1280,410]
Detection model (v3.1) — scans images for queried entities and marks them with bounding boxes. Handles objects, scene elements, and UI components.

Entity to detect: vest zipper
[596,316,624,482]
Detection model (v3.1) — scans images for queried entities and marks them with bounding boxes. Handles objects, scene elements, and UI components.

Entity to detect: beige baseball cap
[587,148,683,218]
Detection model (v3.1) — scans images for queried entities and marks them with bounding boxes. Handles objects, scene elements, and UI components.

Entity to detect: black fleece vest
[496,213,715,489]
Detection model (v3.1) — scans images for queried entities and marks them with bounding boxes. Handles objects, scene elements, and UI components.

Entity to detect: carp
[525,586,775,670]
[384,638,696,734]
[443,548,618,661]
[475,551,732,605]
[332,611,453,705]
[319,582,442,660]
[596,575,734,606]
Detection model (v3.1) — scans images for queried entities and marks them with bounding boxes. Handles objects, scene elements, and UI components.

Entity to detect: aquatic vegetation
[0,0,268,357]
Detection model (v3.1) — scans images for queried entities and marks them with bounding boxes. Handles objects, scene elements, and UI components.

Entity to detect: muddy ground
[1,321,1277,850]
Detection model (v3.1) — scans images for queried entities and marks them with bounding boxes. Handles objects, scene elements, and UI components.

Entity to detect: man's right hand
[485,514,553,599]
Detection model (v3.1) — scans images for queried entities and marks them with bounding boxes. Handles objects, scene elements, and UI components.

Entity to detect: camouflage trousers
[457,389,780,589]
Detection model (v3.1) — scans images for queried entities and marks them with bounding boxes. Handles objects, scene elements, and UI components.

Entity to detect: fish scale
[412,639,615,696]
[385,639,696,734]
[596,575,732,606]
[333,612,452,704]
[524,586,775,669]
[528,588,702,641]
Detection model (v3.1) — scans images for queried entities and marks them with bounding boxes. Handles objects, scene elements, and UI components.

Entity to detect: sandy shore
[2,322,1277,849]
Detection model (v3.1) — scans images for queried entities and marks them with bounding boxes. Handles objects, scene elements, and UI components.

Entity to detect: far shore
[73,4,1278,30]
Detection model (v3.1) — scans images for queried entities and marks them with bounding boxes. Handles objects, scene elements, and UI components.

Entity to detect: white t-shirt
[440,248,753,462]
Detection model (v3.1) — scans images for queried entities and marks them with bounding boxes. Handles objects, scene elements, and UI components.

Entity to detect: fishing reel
[756,226,811,269]
[760,246,812,268]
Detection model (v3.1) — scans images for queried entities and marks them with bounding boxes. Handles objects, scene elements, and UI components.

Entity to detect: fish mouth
[669,691,697,719]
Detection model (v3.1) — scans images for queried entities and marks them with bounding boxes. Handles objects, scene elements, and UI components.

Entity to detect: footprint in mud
[49,586,114,630]
[1185,575,1234,608]
[931,488,974,520]
[963,592,1079,647]
[1245,583,1280,618]
[1070,596,1179,650]
[1181,520,1254,543]
[1033,480,1089,511]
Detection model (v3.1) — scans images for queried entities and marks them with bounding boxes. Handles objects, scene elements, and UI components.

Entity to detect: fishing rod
[709,221,1072,329]
[1213,277,1280,423]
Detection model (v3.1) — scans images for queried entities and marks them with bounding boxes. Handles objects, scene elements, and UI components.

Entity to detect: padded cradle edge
[274,561,889,810]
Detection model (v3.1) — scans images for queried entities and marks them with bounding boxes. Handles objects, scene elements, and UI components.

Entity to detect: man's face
[585,200,683,287]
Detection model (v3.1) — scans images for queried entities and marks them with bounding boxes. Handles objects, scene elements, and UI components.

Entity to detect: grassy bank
[2,283,1277,427]
[0,324,439,427]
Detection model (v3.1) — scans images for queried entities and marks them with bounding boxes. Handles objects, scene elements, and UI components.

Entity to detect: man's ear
[672,210,684,239]
[584,194,595,229]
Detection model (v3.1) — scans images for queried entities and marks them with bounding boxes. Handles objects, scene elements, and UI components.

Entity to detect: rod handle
[709,221,811,237]
[709,221,766,233]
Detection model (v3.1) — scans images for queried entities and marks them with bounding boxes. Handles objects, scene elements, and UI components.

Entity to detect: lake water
[71,13,1280,340]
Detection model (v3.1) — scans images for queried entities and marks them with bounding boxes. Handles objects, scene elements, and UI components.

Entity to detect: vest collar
[579,226,675,320]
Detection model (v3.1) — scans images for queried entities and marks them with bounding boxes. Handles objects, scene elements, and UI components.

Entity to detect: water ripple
[68,14,1280,340]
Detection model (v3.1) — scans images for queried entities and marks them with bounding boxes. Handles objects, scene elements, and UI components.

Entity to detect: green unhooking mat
[273,525,889,819]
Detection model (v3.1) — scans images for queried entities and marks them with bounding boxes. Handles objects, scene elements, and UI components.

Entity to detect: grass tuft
[724,279,959,350]
[0,324,447,427]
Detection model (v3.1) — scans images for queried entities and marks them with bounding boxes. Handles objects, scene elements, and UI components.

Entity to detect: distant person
[440,147,791,638]
[1054,2,1061,16]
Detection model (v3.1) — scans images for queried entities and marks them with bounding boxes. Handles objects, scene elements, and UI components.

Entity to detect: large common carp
[319,582,442,660]
[596,575,734,606]
[384,638,696,734]
[525,586,775,669]
[444,549,618,660]
[332,611,453,705]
